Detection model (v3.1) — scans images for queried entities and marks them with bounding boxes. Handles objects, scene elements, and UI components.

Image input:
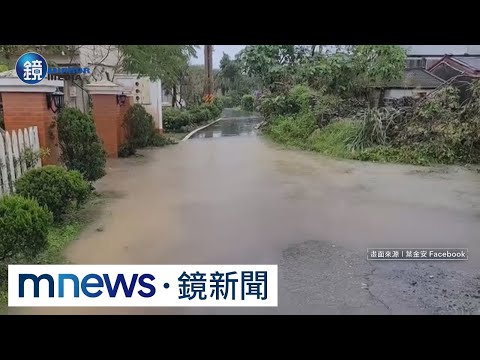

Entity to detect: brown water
[10,118,480,314]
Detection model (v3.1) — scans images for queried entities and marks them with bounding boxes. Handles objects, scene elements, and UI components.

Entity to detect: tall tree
[351,45,406,105]
[180,65,205,107]
[239,45,310,92]
[218,53,241,95]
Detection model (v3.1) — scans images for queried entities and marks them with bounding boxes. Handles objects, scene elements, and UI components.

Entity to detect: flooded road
[12,116,480,315]
[189,116,260,139]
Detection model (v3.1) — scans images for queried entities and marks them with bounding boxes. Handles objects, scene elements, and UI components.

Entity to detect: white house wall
[45,46,122,114]
[385,88,434,99]
[114,75,163,130]
[143,80,162,130]
[63,79,89,114]
[78,45,122,82]
[46,46,121,81]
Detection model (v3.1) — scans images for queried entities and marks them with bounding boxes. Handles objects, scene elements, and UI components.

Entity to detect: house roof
[385,68,445,89]
[428,55,480,74]
[451,56,480,71]
[401,45,480,56]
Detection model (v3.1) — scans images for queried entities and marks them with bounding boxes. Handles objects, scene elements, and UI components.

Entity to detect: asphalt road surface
[11,116,480,315]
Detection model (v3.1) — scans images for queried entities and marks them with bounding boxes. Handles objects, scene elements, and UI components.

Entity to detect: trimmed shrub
[0,195,53,262]
[120,104,176,156]
[15,165,91,221]
[189,106,209,124]
[57,107,106,182]
[163,107,192,132]
[205,102,222,118]
[123,104,156,148]
[199,104,218,122]
[163,100,223,133]
[241,94,255,112]
[182,103,221,127]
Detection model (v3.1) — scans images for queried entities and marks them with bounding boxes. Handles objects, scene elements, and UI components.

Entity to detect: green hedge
[15,165,91,222]
[0,195,53,262]
[163,100,223,133]
[57,107,106,182]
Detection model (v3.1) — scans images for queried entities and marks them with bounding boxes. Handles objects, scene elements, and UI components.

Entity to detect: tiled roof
[454,57,480,70]
[386,68,444,89]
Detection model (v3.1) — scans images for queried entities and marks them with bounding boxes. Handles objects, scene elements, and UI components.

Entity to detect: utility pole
[203,45,214,101]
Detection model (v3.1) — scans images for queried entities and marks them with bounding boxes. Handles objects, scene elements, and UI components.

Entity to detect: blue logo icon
[15,52,48,85]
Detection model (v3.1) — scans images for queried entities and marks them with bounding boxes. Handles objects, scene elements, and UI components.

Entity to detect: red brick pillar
[90,94,120,157]
[2,92,60,165]
[86,81,126,158]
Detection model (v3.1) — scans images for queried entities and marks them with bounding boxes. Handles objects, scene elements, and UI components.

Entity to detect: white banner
[8,264,278,307]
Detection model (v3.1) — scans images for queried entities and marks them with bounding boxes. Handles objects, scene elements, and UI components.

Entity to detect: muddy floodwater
[11,114,480,315]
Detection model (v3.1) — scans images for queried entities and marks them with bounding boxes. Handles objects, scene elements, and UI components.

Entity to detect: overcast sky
[190,45,246,69]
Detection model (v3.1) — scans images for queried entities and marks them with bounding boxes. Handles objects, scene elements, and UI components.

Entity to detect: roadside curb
[182,118,224,141]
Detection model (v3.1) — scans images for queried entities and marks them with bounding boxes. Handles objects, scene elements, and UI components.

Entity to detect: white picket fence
[0,126,41,197]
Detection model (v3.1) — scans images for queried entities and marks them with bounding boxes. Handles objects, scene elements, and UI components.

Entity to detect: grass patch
[306,120,359,158]
[353,146,434,166]
[267,112,317,148]
[266,117,435,166]
[0,194,104,314]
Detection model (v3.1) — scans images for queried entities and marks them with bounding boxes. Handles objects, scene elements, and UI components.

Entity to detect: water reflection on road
[189,115,262,139]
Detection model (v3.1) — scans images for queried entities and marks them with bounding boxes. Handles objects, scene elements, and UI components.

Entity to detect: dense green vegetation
[243,45,480,166]
[163,98,223,133]
[15,166,91,221]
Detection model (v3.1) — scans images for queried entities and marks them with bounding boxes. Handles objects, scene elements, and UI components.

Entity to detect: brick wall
[1,92,59,165]
[91,94,131,158]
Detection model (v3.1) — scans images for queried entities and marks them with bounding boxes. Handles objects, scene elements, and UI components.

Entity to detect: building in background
[401,45,480,69]
[381,68,445,100]
[375,45,480,102]
[427,55,480,80]
[45,46,165,130]
[115,75,163,130]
